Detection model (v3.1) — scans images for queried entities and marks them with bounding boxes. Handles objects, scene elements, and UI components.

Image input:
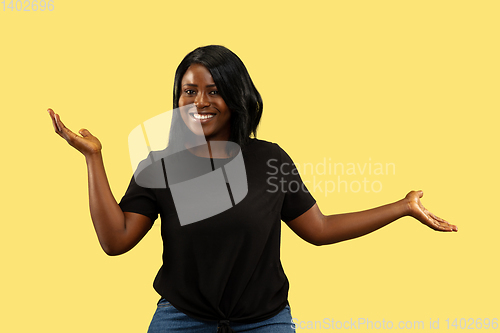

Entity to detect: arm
[48,109,153,256]
[286,191,457,246]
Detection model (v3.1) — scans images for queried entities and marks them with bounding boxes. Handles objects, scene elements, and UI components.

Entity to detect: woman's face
[178,64,231,141]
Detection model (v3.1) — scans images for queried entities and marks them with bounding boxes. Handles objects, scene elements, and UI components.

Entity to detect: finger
[429,212,448,223]
[419,210,446,231]
[78,128,92,138]
[48,109,62,133]
[428,212,457,231]
[432,217,457,232]
[444,221,458,232]
[47,109,61,135]
[426,215,444,231]
[437,221,453,231]
[429,220,450,232]
[54,113,65,131]
[54,113,65,133]
[439,222,457,232]
[55,113,77,139]
[54,114,82,144]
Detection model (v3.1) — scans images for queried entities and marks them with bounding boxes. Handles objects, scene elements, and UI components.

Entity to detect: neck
[185,140,232,159]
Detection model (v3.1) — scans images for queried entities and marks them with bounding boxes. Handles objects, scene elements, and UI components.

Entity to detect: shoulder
[242,138,283,154]
[242,138,295,163]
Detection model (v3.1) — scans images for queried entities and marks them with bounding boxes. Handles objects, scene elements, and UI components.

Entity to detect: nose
[195,93,210,109]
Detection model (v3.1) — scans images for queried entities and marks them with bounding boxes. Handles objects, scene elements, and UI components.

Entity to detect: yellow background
[1,0,498,332]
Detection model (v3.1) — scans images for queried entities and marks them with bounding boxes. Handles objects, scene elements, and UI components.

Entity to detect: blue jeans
[147,298,296,332]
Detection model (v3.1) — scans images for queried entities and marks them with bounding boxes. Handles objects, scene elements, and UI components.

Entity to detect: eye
[209,90,219,95]
[184,89,195,95]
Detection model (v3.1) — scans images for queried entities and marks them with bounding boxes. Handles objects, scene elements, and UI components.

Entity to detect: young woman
[48,45,457,333]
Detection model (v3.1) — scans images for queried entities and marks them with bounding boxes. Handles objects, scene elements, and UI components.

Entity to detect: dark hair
[170,45,263,148]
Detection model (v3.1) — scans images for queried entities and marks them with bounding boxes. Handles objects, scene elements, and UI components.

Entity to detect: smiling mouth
[190,113,216,120]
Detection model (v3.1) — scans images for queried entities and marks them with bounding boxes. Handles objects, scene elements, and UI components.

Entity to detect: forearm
[317,198,410,245]
[85,151,126,254]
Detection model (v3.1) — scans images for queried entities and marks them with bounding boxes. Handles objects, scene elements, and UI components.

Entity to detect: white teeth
[192,113,215,120]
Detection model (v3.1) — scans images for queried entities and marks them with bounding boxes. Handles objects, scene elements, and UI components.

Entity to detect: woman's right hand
[47,108,102,157]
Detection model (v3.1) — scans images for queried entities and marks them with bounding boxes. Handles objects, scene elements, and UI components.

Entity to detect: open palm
[406,190,457,232]
[48,108,102,156]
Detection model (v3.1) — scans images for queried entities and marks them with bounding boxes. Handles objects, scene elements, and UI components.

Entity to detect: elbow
[104,249,122,256]
[97,231,130,256]
[101,242,126,256]
[303,234,326,246]
[310,234,342,246]
[311,239,327,246]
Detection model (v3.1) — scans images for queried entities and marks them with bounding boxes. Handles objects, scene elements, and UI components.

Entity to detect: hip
[147,298,296,333]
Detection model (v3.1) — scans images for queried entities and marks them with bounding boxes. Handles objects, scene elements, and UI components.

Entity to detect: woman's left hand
[405,190,458,232]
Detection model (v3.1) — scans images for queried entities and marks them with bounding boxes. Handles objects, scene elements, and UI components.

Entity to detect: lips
[189,112,217,122]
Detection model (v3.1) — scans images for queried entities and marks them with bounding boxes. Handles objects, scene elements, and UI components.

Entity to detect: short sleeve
[118,174,160,224]
[276,144,316,222]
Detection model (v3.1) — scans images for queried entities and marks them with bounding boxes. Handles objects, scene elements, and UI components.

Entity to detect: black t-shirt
[118,138,316,323]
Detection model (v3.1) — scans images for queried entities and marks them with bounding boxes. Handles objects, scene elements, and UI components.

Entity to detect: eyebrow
[183,84,217,88]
